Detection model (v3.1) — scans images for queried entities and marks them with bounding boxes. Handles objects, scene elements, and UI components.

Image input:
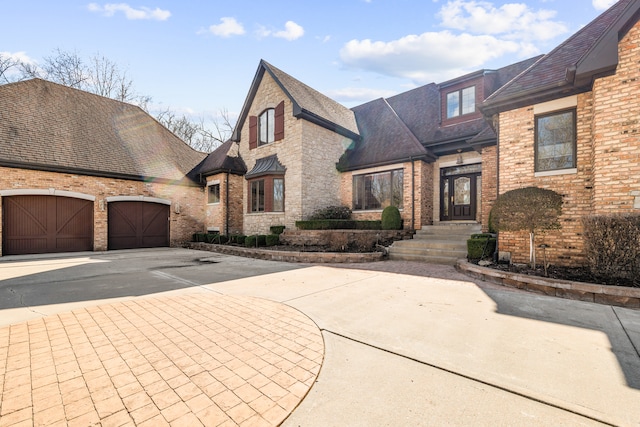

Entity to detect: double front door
[440,164,481,221]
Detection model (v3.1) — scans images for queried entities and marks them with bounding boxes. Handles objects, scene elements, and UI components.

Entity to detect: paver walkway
[0,294,323,426]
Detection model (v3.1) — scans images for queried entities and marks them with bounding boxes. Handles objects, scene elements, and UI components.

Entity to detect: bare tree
[0,53,21,84]
[156,108,233,152]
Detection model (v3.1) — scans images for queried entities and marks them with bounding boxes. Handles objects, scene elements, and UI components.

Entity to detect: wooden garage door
[3,196,94,255]
[108,201,169,250]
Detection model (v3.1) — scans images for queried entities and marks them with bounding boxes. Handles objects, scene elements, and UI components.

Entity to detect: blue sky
[1,0,619,127]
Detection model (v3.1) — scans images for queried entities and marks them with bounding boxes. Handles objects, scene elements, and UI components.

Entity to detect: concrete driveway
[0,248,639,426]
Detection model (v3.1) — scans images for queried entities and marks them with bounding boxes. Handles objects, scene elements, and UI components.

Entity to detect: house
[0,78,206,255]
[481,0,640,266]
[195,57,539,238]
[1,1,637,265]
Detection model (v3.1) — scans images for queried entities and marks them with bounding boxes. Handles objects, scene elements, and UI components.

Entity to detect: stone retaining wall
[456,260,640,309]
[187,242,384,263]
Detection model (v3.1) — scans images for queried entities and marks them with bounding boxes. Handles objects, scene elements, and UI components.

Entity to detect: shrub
[270,225,285,235]
[235,235,246,245]
[491,187,562,267]
[583,214,640,285]
[245,235,257,247]
[265,234,280,246]
[193,232,207,242]
[381,206,402,230]
[308,205,352,220]
[467,236,497,260]
[257,235,267,246]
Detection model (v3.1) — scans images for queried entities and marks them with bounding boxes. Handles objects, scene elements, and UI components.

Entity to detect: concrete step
[388,223,481,265]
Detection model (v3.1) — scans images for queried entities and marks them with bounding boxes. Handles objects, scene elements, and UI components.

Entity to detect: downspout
[225,170,230,236]
[411,157,415,231]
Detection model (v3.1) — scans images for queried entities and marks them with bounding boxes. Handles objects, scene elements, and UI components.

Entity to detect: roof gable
[232,60,359,142]
[483,0,640,114]
[190,139,246,178]
[0,79,206,184]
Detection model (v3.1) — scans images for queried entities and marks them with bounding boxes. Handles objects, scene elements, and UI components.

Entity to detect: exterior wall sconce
[174,202,181,214]
[99,200,105,211]
[456,149,464,165]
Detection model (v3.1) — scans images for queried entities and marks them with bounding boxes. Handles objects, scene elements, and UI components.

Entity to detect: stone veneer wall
[237,72,353,235]
[480,145,498,232]
[0,166,204,253]
[340,160,432,230]
[497,21,640,267]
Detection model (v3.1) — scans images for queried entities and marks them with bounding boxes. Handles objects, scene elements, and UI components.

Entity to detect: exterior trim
[0,188,96,201]
[105,196,172,205]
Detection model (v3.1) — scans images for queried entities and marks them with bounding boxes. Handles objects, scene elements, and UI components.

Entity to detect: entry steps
[388,223,482,265]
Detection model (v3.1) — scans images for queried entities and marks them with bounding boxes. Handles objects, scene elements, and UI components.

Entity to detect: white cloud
[326,87,397,103]
[257,21,305,41]
[438,0,567,42]
[592,0,618,10]
[87,3,170,21]
[339,0,568,84]
[1,51,36,65]
[340,31,521,84]
[206,17,245,37]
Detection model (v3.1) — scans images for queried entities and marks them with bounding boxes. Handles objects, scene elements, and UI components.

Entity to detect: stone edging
[186,242,384,263]
[456,259,640,309]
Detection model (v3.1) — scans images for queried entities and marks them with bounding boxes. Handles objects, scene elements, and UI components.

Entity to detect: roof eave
[297,109,361,141]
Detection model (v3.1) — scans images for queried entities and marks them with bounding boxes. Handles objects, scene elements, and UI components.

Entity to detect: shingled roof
[231,60,359,142]
[337,98,435,171]
[190,139,246,178]
[483,0,640,115]
[0,79,206,184]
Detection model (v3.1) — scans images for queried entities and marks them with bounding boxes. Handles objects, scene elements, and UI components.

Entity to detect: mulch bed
[474,260,638,288]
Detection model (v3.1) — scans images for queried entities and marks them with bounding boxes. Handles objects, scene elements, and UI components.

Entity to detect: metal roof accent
[245,154,286,179]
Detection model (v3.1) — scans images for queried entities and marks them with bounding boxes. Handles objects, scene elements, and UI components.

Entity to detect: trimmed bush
[235,235,246,245]
[193,232,207,242]
[270,225,285,235]
[467,236,496,260]
[381,206,402,230]
[245,235,257,247]
[257,235,267,246]
[308,205,352,220]
[583,214,640,285]
[265,234,280,246]
[296,219,382,230]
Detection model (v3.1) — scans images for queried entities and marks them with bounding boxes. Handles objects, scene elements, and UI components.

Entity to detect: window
[250,180,265,212]
[535,109,576,172]
[259,108,275,146]
[446,86,475,118]
[207,183,220,204]
[249,177,284,212]
[353,169,403,211]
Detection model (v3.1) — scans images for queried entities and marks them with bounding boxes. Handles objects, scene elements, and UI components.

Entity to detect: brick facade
[205,173,244,235]
[0,166,204,253]
[495,21,640,266]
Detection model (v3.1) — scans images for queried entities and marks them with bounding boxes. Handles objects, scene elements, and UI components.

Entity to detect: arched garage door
[2,195,93,255]
[108,201,169,250]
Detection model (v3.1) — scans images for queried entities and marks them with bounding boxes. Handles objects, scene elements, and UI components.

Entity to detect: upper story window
[446,86,475,119]
[353,169,404,211]
[535,109,576,172]
[259,108,275,146]
[249,101,285,150]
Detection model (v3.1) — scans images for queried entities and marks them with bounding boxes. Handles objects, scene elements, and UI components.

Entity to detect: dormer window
[259,108,275,146]
[446,86,475,118]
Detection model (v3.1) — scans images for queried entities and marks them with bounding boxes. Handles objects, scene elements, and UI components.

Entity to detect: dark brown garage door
[2,195,94,255]
[108,201,169,250]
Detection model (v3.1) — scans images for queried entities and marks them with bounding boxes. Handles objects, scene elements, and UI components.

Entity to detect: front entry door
[440,164,481,221]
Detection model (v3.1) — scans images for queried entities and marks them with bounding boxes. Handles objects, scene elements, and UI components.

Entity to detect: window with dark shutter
[275,101,285,141]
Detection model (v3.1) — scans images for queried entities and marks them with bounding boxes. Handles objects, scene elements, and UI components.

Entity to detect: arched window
[259,108,275,146]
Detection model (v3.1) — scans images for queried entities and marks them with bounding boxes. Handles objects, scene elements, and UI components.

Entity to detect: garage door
[108,201,169,250]
[2,196,94,255]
